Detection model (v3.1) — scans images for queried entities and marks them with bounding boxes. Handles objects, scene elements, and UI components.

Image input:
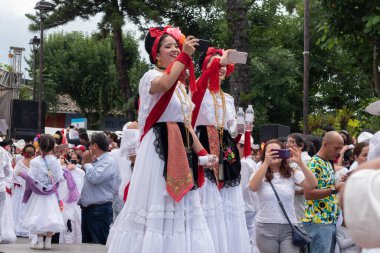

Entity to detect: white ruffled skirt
[0,192,16,243]
[220,186,251,253]
[21,193,65,234]
[198,178,228,253]
[107,129,215,253]
[12,184,29,237]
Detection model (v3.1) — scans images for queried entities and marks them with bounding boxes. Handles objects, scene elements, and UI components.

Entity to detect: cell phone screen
[70,160,77,165]
[271,148,290,159]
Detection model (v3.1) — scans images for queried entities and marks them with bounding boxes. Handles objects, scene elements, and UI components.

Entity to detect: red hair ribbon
[198,47,235,93]
[149,26,186,64]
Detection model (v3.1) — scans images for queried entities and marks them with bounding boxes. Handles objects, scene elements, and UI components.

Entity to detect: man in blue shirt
[79,132,117,245]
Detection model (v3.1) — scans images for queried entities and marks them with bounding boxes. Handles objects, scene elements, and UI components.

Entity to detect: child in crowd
[20,134,65,249]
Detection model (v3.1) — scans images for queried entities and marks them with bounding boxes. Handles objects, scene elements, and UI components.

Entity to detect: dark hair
[90,132,109,152]
[0,139,12,147]
[323,125,335,133]
[144,28,171,64]
[54,131,63,145]
[288,133,308,151]
[78,128,89,142]
[261,139,293,181]
[353,142,369,158]
[340,130,352,145]
[198,49,222,70]
[109,133,118,143]
[39,134,56,154]
[23,144,36,155]
[305,135,322,156]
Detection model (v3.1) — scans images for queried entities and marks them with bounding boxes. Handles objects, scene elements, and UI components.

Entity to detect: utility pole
[303,0,310,134]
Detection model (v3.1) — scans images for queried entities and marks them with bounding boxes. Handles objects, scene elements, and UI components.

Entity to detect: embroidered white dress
[20,155,65,234]
[12,159,30,237]
[107,69,215,253]
[195,89,250,253]
[58,167,85,243]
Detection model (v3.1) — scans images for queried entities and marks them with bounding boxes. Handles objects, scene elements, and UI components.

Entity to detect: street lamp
[29,36,40,101]
[34,0,55,134]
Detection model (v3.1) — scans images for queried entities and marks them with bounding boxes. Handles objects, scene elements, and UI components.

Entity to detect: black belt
[80,201,112,211]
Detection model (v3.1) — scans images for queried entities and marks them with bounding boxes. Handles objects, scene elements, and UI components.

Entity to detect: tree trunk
[373,37,380,96]
[111,0,131,101]
[226,0,251,108]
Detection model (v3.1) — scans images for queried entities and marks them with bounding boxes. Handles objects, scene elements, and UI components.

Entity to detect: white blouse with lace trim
[194,88,236,129]
[138,69,195,135]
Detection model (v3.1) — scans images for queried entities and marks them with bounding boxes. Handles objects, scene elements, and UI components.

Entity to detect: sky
[0,0,148,79]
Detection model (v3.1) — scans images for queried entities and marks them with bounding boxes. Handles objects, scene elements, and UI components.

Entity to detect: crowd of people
[0,25,380,253]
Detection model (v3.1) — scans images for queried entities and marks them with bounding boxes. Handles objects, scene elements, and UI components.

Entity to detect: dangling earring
[156,58,166,70]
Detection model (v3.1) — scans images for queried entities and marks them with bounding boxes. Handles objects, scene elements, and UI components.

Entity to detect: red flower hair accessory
[149,25,186,64]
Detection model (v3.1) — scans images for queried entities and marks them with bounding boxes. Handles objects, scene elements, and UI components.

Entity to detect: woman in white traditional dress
[12,144,36,237]
[58,154,85,244]
[107,26,217,253]
[192,47,251,253]
[20,134,65,249]
[0,144,16,244]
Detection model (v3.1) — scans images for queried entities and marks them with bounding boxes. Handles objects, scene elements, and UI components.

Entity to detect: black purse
[268,181,311,247]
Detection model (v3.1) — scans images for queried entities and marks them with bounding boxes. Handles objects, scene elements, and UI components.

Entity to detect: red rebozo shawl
[140,52,195,142]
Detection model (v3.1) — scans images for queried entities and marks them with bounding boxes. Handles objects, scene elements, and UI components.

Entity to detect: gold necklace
[210,89,226,148]
[175,82,193,151]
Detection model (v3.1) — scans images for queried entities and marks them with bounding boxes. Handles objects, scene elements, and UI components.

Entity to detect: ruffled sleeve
[137,69,163,135]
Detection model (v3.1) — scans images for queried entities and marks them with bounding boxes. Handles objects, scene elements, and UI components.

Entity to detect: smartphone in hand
[271,148,291,159]
[227,51,248,64]
[196,39,210,52]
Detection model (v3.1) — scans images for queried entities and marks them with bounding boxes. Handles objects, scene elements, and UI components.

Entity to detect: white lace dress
[12,159,30,237]
[107,69,215,253]
[20,155,65,234]
[195,89,250,253]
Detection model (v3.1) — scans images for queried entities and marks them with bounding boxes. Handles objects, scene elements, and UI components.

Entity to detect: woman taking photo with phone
[249,139,317,253]
[107,26,217,253]
[191,47,250,253]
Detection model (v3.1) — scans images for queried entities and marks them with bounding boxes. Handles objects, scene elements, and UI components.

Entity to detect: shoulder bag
[268,180,311,247]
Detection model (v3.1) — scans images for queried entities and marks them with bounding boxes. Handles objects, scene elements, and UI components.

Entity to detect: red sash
[140,82,177,142]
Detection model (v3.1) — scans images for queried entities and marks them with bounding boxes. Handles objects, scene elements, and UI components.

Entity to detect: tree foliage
[26,31,147,128]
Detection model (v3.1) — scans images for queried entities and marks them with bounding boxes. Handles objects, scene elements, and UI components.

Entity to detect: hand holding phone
[227,51,248,64]
[196,39,210,52]
[271,148,291,159]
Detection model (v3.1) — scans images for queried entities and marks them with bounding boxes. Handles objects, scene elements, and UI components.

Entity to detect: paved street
[0,237,107,253]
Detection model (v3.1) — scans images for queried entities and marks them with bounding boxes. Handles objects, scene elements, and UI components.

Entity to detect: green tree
[318,0,380,96]
[26,31,147,128]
